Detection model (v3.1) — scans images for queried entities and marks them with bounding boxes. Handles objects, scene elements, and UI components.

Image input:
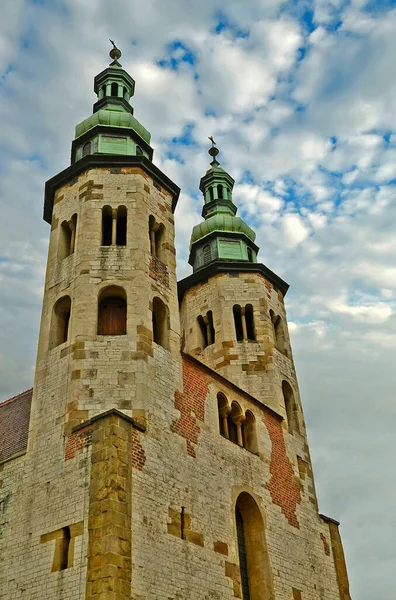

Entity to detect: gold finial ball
[109,39,122,62]
[209,146,219,158]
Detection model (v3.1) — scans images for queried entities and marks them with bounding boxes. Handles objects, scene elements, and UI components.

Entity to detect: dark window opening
[197,311,215,349]
[59,527,71,571]
[98,292,127,335]
[236,508,251,600]
[111,82,118,96]
[136,145,143,156]
[123,86,128,99]
[198,315,208,349]
[209,186,214,202]
[152,297,169,349]
[116,206,127,246]
[217,184,224,199]
[247,247,253,262]
[82,141,91,157]
[50,296,71,349]
[207,311,215,345]
[101,85,106,98]
[102,206,112,246]
[203,244,212,264]
[227,413,238,443]
[233,305,243,341]
[245,304,255,341]
[58,214,77,260]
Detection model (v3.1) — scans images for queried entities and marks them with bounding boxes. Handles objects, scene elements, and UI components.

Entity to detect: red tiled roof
[0,389,32,462]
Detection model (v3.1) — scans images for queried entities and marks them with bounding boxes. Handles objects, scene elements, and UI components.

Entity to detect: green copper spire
[189,141,259,271]
[71,42,153,164]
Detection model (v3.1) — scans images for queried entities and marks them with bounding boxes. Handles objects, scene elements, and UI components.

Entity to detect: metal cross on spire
[109,40,122,65]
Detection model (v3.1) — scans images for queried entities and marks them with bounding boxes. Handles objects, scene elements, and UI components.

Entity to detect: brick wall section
[171,357,209,458]
[65,425,93,461]
[0,390,32,462]
[263,412,301,528]
[131,428,146,471]
[149,257,169,288]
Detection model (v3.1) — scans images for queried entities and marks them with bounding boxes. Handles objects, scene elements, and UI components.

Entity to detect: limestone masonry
[0,45,351,600]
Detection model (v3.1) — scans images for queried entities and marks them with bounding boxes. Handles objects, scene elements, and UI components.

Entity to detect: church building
[0,45,351,600]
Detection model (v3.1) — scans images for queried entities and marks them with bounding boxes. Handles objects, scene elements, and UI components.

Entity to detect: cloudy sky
[1,0,395,596]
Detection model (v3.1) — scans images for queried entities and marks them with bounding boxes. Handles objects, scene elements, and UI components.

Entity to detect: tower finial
[109,39,122,66]
[208,136,220,166]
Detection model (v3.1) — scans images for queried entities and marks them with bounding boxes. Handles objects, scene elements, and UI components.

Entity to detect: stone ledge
[72,408,146,434]
[319,513,341,527]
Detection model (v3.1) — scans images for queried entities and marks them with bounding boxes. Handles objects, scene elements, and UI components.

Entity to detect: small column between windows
[111,209,117,246]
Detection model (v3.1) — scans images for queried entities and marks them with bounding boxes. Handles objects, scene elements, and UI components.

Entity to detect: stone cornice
[44,154,180,223]
[178,260,289,301]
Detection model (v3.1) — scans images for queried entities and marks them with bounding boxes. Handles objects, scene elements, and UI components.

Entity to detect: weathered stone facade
[0,53,351,600]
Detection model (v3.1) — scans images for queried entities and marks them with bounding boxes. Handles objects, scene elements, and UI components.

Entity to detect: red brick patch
[171,358,209,458]
[263,413,301,528]
[132,428,146,471]
[320,532,331,556]
[149,257,169,288]
[65,426,92,461]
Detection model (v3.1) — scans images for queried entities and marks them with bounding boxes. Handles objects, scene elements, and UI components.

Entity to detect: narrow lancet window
[152,297,169,349]
[236,508,251,600]
[50,296,71,349]
[197,311,215,349]
[233,305,243,341]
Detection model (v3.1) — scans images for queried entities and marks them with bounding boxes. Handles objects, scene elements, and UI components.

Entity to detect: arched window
[149,216,165,260]
[58,214,77,260]
[282,380,299,434]
[152,297,169,349]
[136,145,143,156]
[197,311,215,350]
[228,402,243,445]
[102,206,127,246]
[233,305,243,341]
[101,85,106,98]
[97,287,127,335]
[242,411,258,453]
[245,304,255,341]
[50,296,71,349]
[111,82,118,97]
[203,244,212,264]
[235,493,274,600]
[82,141,91,157]
[217,393,230,438]
[209,186,214,202]
[123,86,128,100]
[247,247,253,262]
[217,184,223,199]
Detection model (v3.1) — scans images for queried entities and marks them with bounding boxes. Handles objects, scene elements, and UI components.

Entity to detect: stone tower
[0,46,351,600]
